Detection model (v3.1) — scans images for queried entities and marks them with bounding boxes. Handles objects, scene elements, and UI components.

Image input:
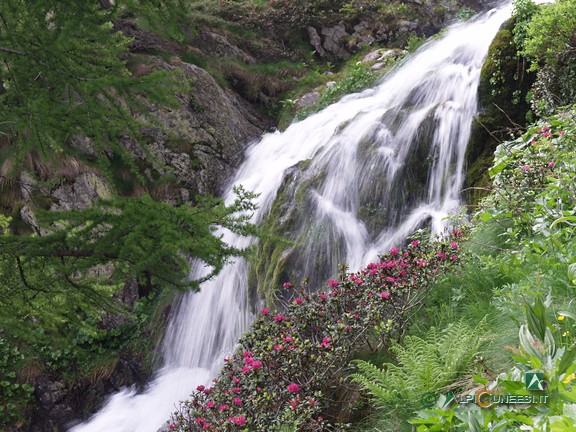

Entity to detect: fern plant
[350,320,489,410]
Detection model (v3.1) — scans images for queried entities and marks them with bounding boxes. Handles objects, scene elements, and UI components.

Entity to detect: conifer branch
[0,46,25,56]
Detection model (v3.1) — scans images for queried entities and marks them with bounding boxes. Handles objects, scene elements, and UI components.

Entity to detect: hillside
[1,0,575,430]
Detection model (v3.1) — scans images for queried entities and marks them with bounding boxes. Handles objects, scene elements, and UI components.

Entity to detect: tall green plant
[411,299,576,431]
[351,320,489,409]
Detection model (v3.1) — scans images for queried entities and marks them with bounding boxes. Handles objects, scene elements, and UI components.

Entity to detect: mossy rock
[465,18,535,206]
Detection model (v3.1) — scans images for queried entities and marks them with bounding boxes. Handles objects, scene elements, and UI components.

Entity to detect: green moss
[465,18,535,206]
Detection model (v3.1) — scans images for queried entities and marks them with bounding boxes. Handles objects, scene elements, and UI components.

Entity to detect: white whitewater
[72,5,511,431]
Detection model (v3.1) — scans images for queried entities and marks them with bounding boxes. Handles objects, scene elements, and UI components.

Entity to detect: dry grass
[218,60,294,104]
[23,152,94,182]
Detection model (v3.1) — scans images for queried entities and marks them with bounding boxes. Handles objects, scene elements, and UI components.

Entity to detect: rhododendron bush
[169,234,463,431]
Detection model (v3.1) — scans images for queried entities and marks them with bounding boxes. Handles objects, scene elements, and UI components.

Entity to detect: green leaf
[568,264,576,285]
[561,387,576,403]
[551,217,576,229]
[525,298,547,344]
[472,375,489,385]
[489,160,508,178]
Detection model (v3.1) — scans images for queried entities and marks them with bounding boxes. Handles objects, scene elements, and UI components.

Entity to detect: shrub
[513,0,576,114]
[0,336,34,428]
[169,236,463,431]
[478,107,576,250]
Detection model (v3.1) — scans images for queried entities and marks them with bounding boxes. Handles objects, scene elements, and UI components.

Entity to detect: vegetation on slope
[170,235,464,430]
[2,0,574,429]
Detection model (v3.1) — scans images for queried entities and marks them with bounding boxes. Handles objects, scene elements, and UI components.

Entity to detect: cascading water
[72,5,511,431]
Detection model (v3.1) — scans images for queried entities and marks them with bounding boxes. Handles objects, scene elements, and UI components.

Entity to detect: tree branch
[0,46,25,56]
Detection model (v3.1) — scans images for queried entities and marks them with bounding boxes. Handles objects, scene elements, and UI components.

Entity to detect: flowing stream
[72,5,511,431]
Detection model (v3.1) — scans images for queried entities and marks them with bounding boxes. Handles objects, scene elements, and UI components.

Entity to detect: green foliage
[519,0,576,69]
[351,321,488,410]
[454,6,476,21]
[512,0,576,114]
[511,0,539,50]
[479,108,576,249]
[0,335,34,429]
[129,0,231,41]
[351,109,576,431]
[0,0,186,173]
[0,187,257,320]
[406,34,427,52]
[411,300,576,431]
[293,63,380,122]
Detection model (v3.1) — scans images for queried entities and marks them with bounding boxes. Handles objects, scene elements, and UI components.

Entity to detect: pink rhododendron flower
[521,165,530,172]
[274,344,282,352]
[320,293,328,300]
[450,242,458,249]
[229,415,246,426]
[288,383,300,394]
[437,251,447,259]
[390,247,399,255]
[219,404,229,412]
[411,240,420,247]
[327,279,339,287]
[232,397,242,406]
[283,282,292,288]
[232,377,240,384]
[252,360,263,369]
[320,337,331,349]
[232,387,241,393]
[380,291,390,299]
[548,161,555,168]
[241,366,252,374]
[207,400,215,409]
[196,385,205,391]
[274,314,285,322]
[385,276,395,283]
[169,425,177,430]
[260,307,269,315]
[293,297,303,305]
[451,255,458,261]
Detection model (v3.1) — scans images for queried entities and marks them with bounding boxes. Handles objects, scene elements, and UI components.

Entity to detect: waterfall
[71,4,511,431]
